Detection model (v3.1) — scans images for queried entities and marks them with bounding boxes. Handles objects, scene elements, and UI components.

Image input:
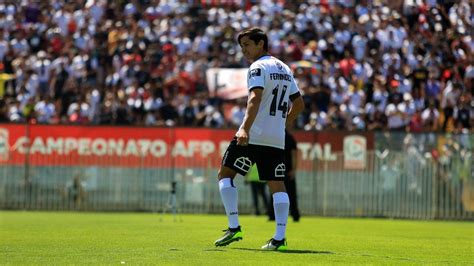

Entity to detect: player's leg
[263,181,289,250]
[255,146,289,251]
[217,166,239,229]
[215,165,243,247]
[215,138,252,247]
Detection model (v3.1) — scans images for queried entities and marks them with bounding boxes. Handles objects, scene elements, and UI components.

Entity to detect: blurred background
[0,0,472,220]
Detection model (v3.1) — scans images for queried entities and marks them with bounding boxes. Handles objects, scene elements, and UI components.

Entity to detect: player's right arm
[237,63,265,146]
[236,88,262,146]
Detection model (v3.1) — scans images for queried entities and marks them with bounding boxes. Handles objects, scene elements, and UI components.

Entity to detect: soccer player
[214,27,304,251]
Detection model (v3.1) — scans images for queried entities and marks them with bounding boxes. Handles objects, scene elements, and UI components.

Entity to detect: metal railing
[1,148,472,220]
[308,151,473,220]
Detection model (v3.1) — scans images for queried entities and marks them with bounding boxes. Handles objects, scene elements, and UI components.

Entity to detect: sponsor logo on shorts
[234,157,252,173]
[275,163,286,178]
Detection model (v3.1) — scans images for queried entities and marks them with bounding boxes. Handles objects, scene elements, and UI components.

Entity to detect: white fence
[1,150,472,220]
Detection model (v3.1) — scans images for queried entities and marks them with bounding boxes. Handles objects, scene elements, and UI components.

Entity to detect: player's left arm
[286,72,304,127]
[286,93,304,127]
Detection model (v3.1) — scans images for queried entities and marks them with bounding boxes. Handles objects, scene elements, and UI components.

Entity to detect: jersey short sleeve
[247,63,265,91]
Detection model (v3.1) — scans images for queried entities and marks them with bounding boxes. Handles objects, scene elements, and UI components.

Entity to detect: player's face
[239,36,264,62]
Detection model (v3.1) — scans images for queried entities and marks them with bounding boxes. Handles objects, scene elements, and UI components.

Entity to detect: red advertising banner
[0,124,374,169]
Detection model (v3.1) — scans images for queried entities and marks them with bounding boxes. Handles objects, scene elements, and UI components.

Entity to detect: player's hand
[236,128,249,146]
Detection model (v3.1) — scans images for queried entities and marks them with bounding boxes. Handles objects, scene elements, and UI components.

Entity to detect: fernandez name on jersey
[269,73,292,81]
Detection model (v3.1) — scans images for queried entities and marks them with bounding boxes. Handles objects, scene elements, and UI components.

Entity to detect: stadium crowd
[0,0,471,133]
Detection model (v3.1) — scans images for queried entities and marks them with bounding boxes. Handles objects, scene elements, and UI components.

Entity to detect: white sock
[273,192,289,240]
[218,178,239,229]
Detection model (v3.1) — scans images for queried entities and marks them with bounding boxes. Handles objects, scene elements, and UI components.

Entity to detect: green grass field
[0,211,472,265]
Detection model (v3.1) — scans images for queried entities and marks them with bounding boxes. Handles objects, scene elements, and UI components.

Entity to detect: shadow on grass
[230,248,334,254]
[203,249,227,252]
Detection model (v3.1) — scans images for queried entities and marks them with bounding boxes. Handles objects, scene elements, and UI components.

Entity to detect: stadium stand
[0,0,471,132]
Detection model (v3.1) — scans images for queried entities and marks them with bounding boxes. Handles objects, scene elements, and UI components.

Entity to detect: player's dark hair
[237,27,268,52]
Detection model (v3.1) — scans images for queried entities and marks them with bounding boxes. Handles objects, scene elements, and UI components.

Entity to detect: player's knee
[267,181,286,193]
[217,168,226,179]
[218,166,236,180]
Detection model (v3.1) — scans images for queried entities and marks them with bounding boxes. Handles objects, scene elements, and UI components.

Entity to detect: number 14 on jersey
[270,84,288,118]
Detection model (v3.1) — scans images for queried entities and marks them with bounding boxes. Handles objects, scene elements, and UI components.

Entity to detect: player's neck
[252,53,269,62]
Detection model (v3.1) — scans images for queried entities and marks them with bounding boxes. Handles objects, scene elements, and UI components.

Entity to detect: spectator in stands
[0,63,13,99]
[441,82,462,131]
[34,95,56,124]
[0,1,470,134]
[422,99,440,131]
[455,96,471,132]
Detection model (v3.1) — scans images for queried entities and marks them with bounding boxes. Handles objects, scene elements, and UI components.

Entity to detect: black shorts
[221,138,286,181]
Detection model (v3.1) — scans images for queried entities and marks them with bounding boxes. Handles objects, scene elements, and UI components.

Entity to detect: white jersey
[243,55,301,149]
